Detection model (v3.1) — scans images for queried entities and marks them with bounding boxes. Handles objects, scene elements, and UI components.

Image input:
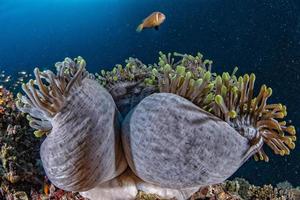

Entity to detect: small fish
[136,11,166,32]
[1,76,11,83]
[44,183,50,195]
[18,71,27,75]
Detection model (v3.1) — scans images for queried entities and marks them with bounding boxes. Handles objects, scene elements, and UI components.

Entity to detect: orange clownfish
[136,11,166,32]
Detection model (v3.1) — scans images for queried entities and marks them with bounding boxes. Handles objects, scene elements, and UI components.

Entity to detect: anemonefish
[136,11,166,32]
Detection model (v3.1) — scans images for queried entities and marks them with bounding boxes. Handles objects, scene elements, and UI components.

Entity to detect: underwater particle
[17,57,127,191]
[136,11,166,32]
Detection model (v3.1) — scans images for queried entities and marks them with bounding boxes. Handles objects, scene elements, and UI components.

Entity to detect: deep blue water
[0,0,299,187]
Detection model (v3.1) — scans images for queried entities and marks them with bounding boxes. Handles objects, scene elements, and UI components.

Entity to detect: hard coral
[190,184,241,200]
[224,179,299,200]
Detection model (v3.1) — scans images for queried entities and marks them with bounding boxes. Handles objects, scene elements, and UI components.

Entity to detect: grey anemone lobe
[17,57,127,192]
[122,93,262,189]
[96,58,157,117]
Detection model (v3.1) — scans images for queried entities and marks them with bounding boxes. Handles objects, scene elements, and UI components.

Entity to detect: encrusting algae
[11,51,298,200]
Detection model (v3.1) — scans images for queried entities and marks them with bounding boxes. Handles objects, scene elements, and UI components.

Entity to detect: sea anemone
[16,57,127,191]
[121,52,296,188]
[96,57,156,116]
[16,52,296,199]
[152,52,296,162]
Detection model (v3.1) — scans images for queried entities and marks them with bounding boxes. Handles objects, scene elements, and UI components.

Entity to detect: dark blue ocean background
[0,0,299,187]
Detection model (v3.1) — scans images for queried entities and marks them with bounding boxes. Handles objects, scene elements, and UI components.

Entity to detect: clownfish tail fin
[136,23,143,32]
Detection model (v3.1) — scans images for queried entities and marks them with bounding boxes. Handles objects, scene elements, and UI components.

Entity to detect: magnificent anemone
[16,57,127,191]
[150,52,296,162]
[118,52,296,188]
[96,57,156,116]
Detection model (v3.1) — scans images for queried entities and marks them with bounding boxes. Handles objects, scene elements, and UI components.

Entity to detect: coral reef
[229,178,251,199]
[31,177,86,200]
[188,179,300,200]
[190,184,241,200]
[0,86,43,199]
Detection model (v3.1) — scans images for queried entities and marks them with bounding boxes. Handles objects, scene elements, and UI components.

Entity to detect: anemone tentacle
[16,56,88,137]
[141,52,296,162]
[95,51,297,162]
[208,71,296,162]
